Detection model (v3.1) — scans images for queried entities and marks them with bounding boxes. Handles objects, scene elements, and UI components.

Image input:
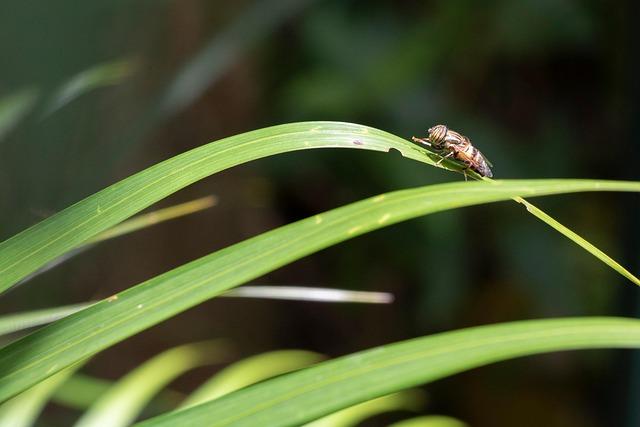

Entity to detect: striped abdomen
[446,139,493,177]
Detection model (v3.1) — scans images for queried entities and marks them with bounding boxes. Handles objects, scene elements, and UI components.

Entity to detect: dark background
[1,1,639,425]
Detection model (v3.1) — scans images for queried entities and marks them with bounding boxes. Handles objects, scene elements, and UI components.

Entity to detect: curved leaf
[0,121,436,293]
[306,390,424,427]
[135,317,640,427]
[182,350,323,409]
[0,364,80,427]
[74,341,230,427]
[0,179,637,402]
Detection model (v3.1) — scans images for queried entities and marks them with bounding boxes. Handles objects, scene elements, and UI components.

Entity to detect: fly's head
[427,125,448,148]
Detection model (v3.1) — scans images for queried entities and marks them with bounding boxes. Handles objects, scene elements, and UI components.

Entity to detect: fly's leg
[411,136,432,147]
[412,136,455,169]
[435,151,454,166]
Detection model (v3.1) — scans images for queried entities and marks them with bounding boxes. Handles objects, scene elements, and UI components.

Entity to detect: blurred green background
[1,1,638,425]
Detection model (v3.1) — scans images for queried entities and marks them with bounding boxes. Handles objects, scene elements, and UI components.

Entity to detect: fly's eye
[428,125,448,146]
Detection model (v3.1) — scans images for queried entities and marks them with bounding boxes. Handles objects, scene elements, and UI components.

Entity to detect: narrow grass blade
[306,390,424,427]
[87,195,217,243]
[513,196,640,286]
[0,121,436,293]
[225,286,393,304]
[389,416,467,427]
[134,317,640,427]
[181,350,324,409]
[74,341,230,427]
[0,287,388,337]
[14,196,217,288]
[0,180,637,402]
[0,303,93,337]
[0,364,80,427]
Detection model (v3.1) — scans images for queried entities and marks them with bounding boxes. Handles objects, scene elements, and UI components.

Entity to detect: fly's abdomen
[474,155,493,177]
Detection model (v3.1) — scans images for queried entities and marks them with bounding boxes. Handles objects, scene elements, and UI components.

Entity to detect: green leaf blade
[0,179,636,402]
[0,121,433,293]
[134,317,640,427]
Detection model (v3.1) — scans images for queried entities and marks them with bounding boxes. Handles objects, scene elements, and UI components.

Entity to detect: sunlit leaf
[0,179,637,402]
[0,121,437,293]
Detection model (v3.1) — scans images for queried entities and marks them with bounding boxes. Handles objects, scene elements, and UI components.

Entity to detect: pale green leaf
[306,390,424,427]
[0,364,80,427]
[74,341,230,427]
[181,350,324,409]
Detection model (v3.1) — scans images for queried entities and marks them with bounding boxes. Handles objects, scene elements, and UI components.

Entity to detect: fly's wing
[478,149,493,168]
[458,134,493,168]
[463,136,493,168]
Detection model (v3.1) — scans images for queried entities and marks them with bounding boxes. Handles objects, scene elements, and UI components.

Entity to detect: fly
[412,124,493,179]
